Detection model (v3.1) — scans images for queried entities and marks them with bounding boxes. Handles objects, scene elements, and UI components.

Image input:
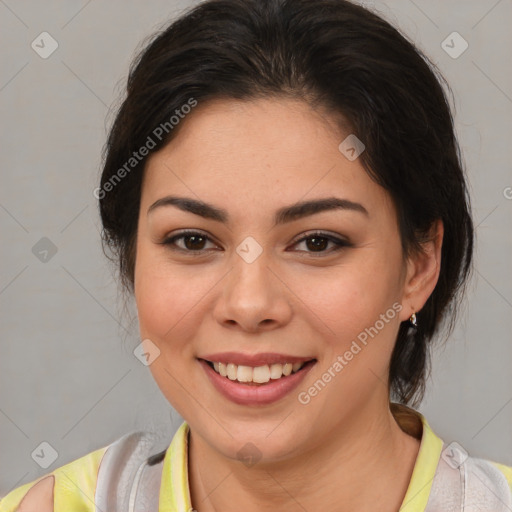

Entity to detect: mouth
[201,359,315,385]
[198,356,317,405]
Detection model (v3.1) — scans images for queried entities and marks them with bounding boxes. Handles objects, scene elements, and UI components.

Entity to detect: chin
[196,416,313,465]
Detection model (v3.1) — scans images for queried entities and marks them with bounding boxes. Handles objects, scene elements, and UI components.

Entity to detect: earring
[409,312,417,328]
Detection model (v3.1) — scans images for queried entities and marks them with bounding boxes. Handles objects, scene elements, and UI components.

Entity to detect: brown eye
[305,236,329,252]
[183,234,207,250]
[161,230,218,253]
[292,232,351,255]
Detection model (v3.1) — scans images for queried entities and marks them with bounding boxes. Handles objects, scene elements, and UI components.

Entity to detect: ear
[399,219,444,322]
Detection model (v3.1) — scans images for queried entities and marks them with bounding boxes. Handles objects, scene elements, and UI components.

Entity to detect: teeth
[237,365,253,382]
[210,360,307,383]
[227,363,237,380]
[269,363,283,379]
[253,365,270,383]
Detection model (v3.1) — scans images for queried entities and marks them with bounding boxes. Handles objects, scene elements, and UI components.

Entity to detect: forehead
[141,97,392,219]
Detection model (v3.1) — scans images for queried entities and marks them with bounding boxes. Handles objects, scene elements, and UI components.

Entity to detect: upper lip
[200,352,316,367]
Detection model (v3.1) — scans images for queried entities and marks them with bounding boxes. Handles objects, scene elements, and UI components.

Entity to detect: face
[134,97,427,464]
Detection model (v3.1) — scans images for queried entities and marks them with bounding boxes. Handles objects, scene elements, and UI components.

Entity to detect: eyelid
[290,230,351,246]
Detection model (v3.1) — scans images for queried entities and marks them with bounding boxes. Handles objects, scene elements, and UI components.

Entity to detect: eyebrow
[147,195,368,226]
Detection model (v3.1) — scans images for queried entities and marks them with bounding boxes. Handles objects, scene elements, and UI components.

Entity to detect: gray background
[1,0,511,497]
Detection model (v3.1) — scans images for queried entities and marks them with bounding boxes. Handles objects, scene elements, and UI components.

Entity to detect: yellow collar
[159,421,192,512]
[399,410,444,511]
[159,410,443,512]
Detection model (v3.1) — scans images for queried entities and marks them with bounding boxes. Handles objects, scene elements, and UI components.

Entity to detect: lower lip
[199,359,316,405]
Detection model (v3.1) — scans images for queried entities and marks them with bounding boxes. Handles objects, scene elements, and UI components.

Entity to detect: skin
[134,97,443,512]
[16,475,54,511]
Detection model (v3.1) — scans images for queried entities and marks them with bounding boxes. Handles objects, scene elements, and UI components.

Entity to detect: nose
[213,252,293,333]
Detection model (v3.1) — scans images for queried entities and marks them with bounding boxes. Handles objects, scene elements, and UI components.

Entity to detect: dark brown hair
[98,0,473,407]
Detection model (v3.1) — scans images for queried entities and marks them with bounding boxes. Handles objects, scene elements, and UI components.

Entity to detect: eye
[290,231,352,255]
[160,230,219,253]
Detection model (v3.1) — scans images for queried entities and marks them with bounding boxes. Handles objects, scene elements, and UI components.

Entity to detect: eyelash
[160,230,352,257]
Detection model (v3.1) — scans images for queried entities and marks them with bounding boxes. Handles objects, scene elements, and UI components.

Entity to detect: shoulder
[427,440,512,510]
[461,455,512,510]
[394,405,512,511]
[4,476,54,512]
[490,460,512,492]
[0,443,108,512]
[0,429,171,512]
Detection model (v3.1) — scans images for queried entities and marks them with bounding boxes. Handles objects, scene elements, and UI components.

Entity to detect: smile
[198,356,317,405]
[207,360,307,384]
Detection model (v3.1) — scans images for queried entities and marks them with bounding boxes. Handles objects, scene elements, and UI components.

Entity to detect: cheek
[134,241,206,340]
[136,271,180,341]
[134,261,186,360]
[300,268,402,405]
[298,263,401,339]
[134,250,207,415]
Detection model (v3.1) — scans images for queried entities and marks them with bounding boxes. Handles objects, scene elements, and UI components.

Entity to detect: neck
[188,401,421,512]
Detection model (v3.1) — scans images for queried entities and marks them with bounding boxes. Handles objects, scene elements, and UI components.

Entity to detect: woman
[2,0,511,510]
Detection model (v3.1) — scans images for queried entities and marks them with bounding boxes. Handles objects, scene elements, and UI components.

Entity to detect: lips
[198,354,317,405]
